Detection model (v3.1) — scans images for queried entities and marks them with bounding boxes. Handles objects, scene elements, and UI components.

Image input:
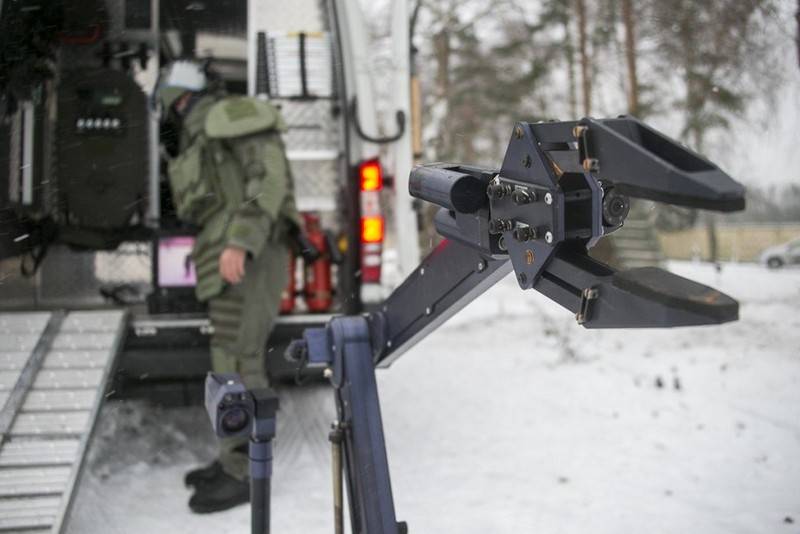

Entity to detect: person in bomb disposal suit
[158,61,300,513]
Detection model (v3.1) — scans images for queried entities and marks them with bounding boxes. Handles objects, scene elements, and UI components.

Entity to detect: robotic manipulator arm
[353,115,745,368]
[242,116,745,534]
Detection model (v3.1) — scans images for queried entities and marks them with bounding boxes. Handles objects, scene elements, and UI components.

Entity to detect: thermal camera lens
[602,191,630,227]
[221,407,249,433]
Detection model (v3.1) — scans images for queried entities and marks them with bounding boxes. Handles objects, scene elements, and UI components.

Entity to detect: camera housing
[205,373,254,439]
[602,189,631,228]
[205,373,280,440]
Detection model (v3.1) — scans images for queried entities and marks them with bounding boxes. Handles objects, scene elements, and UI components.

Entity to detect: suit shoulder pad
[204,96,285,139]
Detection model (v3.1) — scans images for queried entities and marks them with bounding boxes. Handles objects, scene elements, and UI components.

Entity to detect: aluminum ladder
[0,310,126,533]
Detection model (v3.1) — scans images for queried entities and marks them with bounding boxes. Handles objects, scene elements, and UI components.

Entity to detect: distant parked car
[760,237,800,269]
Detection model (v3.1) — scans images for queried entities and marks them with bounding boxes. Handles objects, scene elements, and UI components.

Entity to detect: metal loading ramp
[0,310,126,533]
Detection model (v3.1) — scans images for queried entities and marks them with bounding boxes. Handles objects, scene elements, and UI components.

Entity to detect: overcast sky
[722,63,800,190]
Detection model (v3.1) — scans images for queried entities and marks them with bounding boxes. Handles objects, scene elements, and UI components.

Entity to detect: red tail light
[360,216,384,244]
[359,159,383,192]
[359,159,384,284]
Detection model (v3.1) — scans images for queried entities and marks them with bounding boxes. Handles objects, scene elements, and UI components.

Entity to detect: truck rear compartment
[0,0,382,391]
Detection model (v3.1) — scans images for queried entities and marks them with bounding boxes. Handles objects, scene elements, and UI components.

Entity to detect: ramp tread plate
[0,440,80,467]
[0,354,33,372]
[0,466,70,497]
[22,390,96,412]
[0,372,22,392]
[60,311,126,334]
[0,516,56,531]
[10,412,90,437]
[0,517,55,531]
[32,370,104,390]
[50,333,117,351]
[0,336,40,354]
[42,350,111,370]
[0,313,51,334]
[64,310,124,320]
[0,309,126,534]
[49,310,127,534]
[0,496,60,530]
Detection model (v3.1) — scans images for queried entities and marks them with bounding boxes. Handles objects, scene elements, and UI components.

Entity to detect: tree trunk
[706,213,720,267]
[690,123,720,267]
[432,29,451,157]
[576,0,591,116]
[433,30,450,99]
[621,0,639,115]
[420,27,453,253]
[796,0,800,69]
[409,0,424,159]
[564,16,578,119]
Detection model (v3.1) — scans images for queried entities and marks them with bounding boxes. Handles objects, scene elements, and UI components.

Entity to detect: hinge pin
[576,287,599,324]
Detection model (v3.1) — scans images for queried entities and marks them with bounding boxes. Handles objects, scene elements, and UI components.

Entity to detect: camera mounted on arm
[205,373,278,534]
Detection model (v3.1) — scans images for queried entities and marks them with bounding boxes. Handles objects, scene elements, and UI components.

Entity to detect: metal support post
[330,422,345,534]
[249,388,278,534]
[329,316,401,534]
[205,376,279,534]
[146,0,161,227]
[295,316,405,534]
[249,438,273,534]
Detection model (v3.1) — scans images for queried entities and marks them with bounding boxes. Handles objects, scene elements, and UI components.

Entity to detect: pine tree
[576,0,592,115]
[621,0,639,115]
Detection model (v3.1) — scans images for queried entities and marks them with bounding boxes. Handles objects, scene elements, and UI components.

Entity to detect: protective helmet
[156,60,208,110]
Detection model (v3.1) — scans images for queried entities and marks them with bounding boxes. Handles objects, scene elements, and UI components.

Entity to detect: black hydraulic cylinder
[409,164,490,213]
[250,439,273,534]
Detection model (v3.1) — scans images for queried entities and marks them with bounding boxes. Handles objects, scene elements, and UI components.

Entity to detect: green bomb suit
[169,95,300,480]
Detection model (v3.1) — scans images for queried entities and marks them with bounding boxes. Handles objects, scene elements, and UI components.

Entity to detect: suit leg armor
[208,242,289,480]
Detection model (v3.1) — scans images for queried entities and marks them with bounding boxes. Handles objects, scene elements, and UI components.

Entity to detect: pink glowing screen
[158,237,197,287]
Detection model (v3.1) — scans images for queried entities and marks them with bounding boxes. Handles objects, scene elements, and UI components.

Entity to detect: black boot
[188,470,250,514]
[184,460,223,487]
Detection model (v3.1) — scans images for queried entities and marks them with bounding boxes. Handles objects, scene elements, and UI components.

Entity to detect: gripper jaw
[572,116,746,212]
[535,245,739,328]
[408,117,745,332]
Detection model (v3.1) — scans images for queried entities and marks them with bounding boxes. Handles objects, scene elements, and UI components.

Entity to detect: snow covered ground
[66,261,800,534]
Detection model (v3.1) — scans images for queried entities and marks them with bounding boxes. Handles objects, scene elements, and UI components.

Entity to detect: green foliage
[645,0,778,148]
[417,0,780,165]
[420,0,577,163]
